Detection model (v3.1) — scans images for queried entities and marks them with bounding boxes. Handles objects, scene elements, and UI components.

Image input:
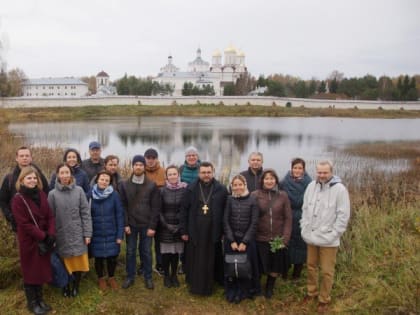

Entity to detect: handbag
[18,194,52,256]
[224,253,252,280]
[49,251,70,288]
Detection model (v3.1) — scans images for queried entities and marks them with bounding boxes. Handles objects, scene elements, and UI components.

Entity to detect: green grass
[1,104,420,124]
[0,127,419,314]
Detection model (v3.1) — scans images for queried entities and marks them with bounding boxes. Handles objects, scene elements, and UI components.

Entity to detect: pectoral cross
[202,204,209,215]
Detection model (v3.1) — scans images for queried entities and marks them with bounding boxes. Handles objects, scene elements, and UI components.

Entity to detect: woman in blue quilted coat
[89,170,124,290]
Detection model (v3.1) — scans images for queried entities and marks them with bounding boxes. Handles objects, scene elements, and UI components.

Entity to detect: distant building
[95,70,117,96]
[154,45,247,96]
[22,77,88,97]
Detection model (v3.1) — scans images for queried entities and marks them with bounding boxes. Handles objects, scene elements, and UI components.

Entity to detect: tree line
[0,68,418,101]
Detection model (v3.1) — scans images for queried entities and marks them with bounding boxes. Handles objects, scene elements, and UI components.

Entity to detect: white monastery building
[22,77,88,97]
[154,45,247,96]
[95,70,117,96]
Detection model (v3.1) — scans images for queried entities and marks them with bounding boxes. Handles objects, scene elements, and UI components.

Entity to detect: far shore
[1,102,420,123]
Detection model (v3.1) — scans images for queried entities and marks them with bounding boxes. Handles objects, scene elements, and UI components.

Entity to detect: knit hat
[185,146,198,156]
[144,148,158,158]
[132,155,146,166]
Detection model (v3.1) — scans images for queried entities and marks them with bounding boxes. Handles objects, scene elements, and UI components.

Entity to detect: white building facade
[95,70,117,96]
[154,45,247,96]
[22,77,88,97]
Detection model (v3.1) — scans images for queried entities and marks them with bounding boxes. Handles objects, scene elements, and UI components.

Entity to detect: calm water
[8,116,420,179]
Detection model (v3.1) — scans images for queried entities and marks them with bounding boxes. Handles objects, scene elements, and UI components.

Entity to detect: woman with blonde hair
[12,166,55,314]
[223,174,259,303]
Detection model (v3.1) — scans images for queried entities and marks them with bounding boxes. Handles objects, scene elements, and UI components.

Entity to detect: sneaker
[121,278,134,289]
[145,278,154,290]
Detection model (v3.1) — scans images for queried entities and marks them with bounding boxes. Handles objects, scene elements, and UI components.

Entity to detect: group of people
[0,143,350,314]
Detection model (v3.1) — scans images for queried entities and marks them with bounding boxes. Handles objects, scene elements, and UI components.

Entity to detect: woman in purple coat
[12,166,55,315]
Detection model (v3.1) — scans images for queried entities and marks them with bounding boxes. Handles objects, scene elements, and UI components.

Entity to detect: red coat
[12,191,55,285]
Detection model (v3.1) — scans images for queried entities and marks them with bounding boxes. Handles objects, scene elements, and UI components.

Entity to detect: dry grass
[0,127,419,314]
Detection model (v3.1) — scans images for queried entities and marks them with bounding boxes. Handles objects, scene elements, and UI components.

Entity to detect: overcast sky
[1,0,419,81]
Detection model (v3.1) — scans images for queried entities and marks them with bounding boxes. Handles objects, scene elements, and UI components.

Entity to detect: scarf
[19,185,41,207]
[132,174,145,184]
[92,184,114,200]
[165,179,188,190]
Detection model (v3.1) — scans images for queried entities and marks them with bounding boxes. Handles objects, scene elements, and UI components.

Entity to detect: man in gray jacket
[300,160,350,313]
[119,155,160,290]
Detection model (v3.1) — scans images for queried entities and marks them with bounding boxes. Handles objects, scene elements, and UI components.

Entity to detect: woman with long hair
[49,148,90,194]
[12,166,55,314]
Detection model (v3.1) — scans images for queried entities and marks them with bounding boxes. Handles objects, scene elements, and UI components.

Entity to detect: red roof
[96,70,109,77]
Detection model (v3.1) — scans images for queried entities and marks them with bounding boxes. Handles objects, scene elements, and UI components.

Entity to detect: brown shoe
[108,277,119,290]
[317,302,329,314]
[98,277,107,290]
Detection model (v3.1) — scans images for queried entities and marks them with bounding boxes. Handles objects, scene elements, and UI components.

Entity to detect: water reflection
[8,117,420,180]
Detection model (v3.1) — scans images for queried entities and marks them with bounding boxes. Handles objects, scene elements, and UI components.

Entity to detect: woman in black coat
[158,165,187,288]
[223,174,259,303]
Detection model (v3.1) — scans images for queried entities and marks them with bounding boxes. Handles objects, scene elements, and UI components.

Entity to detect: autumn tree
[81,76,97,95]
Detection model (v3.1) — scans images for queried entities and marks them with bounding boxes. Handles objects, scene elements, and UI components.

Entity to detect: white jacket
[300,176,350,247]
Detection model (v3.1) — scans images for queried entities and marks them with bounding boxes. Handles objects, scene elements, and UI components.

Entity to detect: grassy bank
[1,104,420,123]
[0,129,419,314]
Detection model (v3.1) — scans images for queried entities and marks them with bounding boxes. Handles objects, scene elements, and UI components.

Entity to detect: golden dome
[212,49,222,57]
[224,44,237,54]
[237,50,245,57]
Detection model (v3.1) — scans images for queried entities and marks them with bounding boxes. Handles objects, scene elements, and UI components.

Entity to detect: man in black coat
[0,146,49,231]
[180,161,228,296]
[240,152,264,193]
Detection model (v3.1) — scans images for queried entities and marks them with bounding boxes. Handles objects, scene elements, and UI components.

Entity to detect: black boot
[292,264,303,280]
[35,286,51,312]
[265,276,276,299]
[24,285,46,315]
[163,276,172,288]
[171,274,180,287]
[62,284,71,297]
[71,272,82,297]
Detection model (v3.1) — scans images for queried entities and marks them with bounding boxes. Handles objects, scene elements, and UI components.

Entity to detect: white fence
[1,96,420,110]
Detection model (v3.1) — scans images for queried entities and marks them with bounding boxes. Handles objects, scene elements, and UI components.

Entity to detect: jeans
[126,225,153,280]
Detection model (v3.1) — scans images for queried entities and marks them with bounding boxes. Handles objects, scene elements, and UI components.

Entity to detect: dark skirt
[185,214,223,295]
[257,241,290,275]
[223,239,260,300]
[288,209,307,264]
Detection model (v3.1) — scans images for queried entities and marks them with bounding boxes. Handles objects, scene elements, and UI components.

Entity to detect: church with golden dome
[154,45,247,96]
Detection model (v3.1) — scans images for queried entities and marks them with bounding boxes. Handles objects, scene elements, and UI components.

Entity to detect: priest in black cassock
[180,161,228,295]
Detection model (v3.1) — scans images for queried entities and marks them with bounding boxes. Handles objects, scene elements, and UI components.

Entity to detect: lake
[8,116,420,180]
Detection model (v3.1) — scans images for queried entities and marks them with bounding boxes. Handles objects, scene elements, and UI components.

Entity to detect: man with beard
[0,146,49,232]
[81,141,105,182]
[119,155,160,290]
[180,161,228,296]
[143,148,165,276]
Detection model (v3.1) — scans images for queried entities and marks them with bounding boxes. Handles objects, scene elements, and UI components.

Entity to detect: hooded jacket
[48,180,92,258]
[300,176,350,247]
